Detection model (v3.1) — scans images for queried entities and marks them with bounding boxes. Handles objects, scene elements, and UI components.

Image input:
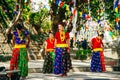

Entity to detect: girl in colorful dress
[10,19,30,80]
[90,32,106,72]
[42,32,55,73]
[54,22,72,76]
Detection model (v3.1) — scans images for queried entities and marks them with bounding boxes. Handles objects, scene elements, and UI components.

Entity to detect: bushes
[0,54,12,62]
[76,49,91,60]
[30,33,48,43]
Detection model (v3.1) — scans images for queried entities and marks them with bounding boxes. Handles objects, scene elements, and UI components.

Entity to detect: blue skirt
[90,51,102,72]
[54,48,72,74]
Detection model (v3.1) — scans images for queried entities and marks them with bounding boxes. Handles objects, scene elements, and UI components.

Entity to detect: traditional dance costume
[42,38,55,73]
[10,30,29,77]
[90,37,106,72]
[54,31,72,75]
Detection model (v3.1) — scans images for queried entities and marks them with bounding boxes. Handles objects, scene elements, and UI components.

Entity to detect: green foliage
[30,33,48,43]
[29,8,52,31]
[104,0,115,26]
[90,0,116,27]
[0,8,8,28]
[0,0,30,28]
[22,5,31,21]
[75,0,116,30]
[0,0,50,44]
[76,49,91,60]
[0,0,15,20]
[90,0,103,19]
[0,54,12,62]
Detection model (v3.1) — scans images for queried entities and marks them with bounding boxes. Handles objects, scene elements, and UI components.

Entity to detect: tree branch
[6,0,23,34]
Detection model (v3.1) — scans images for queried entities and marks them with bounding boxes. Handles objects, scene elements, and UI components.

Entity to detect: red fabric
[91,37,106,72]
[100,51,106,72]
[55,32,70,44]
[91,37,103,49]
[10,48,19,71]
[73,9,76,15]
[46,38,55,49]
[60,2,64,8]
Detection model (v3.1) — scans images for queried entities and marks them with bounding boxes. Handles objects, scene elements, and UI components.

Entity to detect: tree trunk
[51,1,66,34]
[6,0,23,34]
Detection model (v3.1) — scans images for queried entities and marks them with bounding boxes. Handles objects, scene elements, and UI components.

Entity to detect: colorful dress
[10,30,29,77]
[90,37,106,72]
[42,38,55,73]
[54,31,72,75]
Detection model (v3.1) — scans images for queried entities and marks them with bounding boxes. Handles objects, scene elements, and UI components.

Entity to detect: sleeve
[101,39,104,46]
[66,32,70,39]
[24,30,29,35]
[91,38,94,48]
[55,32,58,39]
[91,38,94,43]
[45,39,48,43]
[13,31,17,36]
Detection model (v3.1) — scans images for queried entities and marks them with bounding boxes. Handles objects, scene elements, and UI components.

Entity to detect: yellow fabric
[115,7,118,13]
[93,48,103,52]
[46,49,54,52]
[80,12,82,17]
[14,44,26,48]
[56,44,68,48]
[60,31,65,42]
[66,5,69,11]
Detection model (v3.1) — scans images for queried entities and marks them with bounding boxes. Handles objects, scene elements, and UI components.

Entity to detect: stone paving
[27,72,120,80]
[0,60,116,73]
[0,60,90,69]
[0,60,120,80]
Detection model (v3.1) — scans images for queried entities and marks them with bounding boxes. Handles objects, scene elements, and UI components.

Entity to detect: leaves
[29,8,51,31]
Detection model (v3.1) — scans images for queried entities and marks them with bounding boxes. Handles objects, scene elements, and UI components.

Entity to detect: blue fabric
[54,48,64,74]
[13,30,29,44]
[114,0,119,8]
[90,52,102,72]
[54,48,72,74]
[82,13,85,18]
[69,6,72,11]
[56,0,60,5]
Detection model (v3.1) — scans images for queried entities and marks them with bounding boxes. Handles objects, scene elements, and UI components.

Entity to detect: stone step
[31,42,43,45]
[0,48,118,62]
[27,72,120,80]
[28,53,43,60]
[28,60,120,73]
[29,50,40,53]
[0,54,12,62]
[29,47,41,50]
[2,51,119,68]
[0,43,12,53]
[1,60,119,73]
[28,53,77,60]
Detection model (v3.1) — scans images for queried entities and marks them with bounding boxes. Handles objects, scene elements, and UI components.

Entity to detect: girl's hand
[54,48,56,53]
[67,47,70,53]
[26,44,29,49]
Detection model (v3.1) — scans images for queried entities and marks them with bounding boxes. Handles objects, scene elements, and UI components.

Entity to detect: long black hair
[58,22,66,27]
[97,31,104,39]
[16,19,24,30]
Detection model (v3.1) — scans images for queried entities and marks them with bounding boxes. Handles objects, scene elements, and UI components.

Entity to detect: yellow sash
[56,44,68,48]
[14,44,26,48]
[46,49,54,52]
[93,48,103,52]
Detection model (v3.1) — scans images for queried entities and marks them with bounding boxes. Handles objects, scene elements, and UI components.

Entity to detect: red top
[91,37,103,49]
[46,38,55,49]
[55,32,70,44]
